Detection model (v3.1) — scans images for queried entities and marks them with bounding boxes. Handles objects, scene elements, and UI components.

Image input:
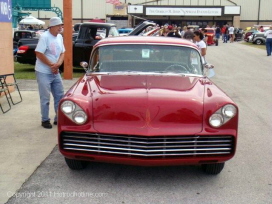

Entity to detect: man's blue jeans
[35,71,64,122]
[265,38,272,56]
[223,34,228,43]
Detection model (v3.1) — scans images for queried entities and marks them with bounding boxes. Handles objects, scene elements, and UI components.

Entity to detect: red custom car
[205,28,216,45]
[58,36,238,174]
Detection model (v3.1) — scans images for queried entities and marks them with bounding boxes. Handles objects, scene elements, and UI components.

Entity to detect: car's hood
[89,74,204,135]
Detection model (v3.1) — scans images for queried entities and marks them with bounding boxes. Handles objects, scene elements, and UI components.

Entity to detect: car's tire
[255,39,263,45]
[201,162,225,174]
[65,157,88,170]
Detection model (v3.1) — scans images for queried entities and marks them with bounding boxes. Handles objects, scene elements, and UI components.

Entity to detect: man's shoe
[42,121,52,129]
[53,121,57,125]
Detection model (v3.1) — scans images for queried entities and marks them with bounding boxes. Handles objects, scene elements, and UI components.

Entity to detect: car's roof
[94,36,198,49]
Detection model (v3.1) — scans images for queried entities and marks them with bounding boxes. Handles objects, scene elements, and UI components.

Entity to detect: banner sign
[146,7,222,16]
[0,0,12,22]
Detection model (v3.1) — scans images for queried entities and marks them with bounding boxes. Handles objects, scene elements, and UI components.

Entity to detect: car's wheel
[65,157,88,170]
[201,162,225,174]
[255,39,263,45]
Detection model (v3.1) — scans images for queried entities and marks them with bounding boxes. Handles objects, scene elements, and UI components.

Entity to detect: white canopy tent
[19,16,45,25]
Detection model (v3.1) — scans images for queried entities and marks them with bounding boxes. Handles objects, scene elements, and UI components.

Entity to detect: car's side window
[90,50,99,72]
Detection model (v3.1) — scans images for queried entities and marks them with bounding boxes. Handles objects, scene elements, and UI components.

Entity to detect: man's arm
[56,52,65,67]
[35,51,63,74]
[35,51,53,67]
[50,52,65,73]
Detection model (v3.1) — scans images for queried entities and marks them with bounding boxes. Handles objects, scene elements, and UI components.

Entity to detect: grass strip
[14,62,85,79]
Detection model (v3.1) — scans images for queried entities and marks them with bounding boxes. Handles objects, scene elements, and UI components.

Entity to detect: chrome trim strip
[61,132,234,157]
[63,147,231,156]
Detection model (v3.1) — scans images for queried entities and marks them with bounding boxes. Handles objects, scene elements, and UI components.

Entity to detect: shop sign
[146,7,222,16]
[0,0,12,22]
[128,5,143,14]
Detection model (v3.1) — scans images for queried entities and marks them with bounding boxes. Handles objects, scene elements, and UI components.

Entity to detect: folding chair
[0,78,11,113]
[0,74,22,105]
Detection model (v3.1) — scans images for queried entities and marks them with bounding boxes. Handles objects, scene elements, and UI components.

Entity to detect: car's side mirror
[80,61,88,72]
[204,64,215,78]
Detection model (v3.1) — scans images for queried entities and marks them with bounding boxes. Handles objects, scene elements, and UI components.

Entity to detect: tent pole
[63,0,73,79]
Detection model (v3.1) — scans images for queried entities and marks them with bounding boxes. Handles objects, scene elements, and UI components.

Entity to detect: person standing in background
[222,24,229,43]
[215,25,221,46]
[201,28,208,44]
[180,26,187,38]
[35,17,65,129]
[160,25,169,37]
[183,27,194,42]
[221,25,226,41]
[228,24,235,43]
[167,26,181,38]
[264,26,272,56]
[259,26,264,32]
[193,30,207,64]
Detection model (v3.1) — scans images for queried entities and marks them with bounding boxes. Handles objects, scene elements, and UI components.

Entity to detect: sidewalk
[0,79,78,204]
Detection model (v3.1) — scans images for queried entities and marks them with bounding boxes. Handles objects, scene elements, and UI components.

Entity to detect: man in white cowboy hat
[35,17,65,129]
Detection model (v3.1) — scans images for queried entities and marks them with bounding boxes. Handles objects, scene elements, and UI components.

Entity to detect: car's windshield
[90,44,203,75]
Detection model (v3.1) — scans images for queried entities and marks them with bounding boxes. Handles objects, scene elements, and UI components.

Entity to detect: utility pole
[257,0,261,24]
[63,0,73,79]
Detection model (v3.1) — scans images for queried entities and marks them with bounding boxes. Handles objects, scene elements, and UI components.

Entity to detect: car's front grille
[60,132,234,158]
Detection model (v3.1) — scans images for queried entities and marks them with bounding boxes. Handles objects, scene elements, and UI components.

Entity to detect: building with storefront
[22,0,271,29]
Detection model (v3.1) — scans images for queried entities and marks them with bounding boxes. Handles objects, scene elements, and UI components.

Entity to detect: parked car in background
[13,30,37,55]
[234,28,244,41]
[251,31,267,45]
[143,27,161,36]
[58,36,239,175]
[129,21,156,36]
[15,21,155,66]
[15,22,120,65]
[205,28,215,45]
[73,23,81,33]
[118,28,133,36]
[244,29,257,42]
[244,27,255,32]
[13,30,37,42]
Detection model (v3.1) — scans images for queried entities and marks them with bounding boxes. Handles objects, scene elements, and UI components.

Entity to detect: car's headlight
[61,101,76,114]
[222,104,237,118]
[209,104,237,128]
[73,111,87,124]
[209,114,224,127]
[60,100,87,125]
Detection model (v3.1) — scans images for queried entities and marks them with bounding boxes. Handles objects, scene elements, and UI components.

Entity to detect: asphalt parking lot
[0,79,78,204]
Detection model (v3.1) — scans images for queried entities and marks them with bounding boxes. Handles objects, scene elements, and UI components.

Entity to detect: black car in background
[15,21,156,66]
[234,28,244,41]
[13,30,37,55]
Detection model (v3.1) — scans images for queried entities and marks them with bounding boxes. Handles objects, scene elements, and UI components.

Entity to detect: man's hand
[50,63,60,74]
